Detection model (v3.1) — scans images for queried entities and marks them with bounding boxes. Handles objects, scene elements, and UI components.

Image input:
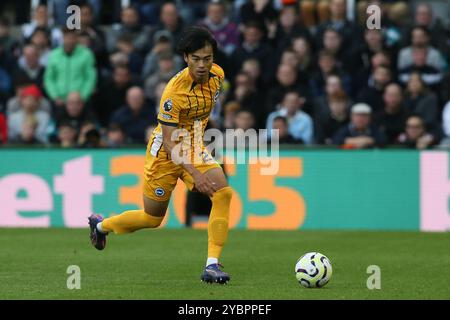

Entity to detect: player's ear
[183,53,189,64]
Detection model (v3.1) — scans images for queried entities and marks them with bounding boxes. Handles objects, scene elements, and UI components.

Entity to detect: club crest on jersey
[163,98,173,112]
[155,187,165,197]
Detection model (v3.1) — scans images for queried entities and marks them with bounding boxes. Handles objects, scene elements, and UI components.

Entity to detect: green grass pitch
[0,228,449,299]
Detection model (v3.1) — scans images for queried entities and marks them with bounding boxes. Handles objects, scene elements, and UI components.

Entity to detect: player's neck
[188,69,209,84]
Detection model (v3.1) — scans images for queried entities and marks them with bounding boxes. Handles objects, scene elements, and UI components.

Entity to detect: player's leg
[88,196,169,250]
[89,154,180,250]
[99,196,169,234]
[202,167,232,265]
[181,164,233,283]
[202,167,233,283]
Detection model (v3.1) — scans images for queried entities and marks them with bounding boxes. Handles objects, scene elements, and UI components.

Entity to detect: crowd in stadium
[0,0,449,149]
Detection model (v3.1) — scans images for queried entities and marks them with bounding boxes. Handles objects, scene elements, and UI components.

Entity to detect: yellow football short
[143,148,221,202]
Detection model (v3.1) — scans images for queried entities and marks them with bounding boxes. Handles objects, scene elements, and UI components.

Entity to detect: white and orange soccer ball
[295,252,333,288]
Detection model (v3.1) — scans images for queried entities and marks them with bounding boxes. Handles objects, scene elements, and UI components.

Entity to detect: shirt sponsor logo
[161,113,172,120]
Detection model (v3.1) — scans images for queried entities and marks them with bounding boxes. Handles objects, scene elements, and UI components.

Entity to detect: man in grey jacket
[397,26,447,72]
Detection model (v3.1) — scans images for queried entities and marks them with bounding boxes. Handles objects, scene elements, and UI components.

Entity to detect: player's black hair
[176,26,217,57]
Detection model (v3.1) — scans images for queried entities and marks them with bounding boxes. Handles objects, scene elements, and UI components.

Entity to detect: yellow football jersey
[148,63,224,160]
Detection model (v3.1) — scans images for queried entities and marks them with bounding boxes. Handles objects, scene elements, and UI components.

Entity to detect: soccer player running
[88,27,232,284]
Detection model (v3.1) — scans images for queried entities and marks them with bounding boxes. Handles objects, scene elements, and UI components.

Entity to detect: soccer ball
[295,252,332,288]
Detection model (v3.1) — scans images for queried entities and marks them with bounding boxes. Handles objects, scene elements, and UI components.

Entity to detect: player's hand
[192,172,218,198]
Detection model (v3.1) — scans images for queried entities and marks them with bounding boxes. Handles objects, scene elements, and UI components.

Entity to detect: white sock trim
[206,257,218,267]
[96,222,105,234]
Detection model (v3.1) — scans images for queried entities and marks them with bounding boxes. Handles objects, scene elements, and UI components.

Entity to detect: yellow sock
[207,187,232,259]
[101,210,163,234]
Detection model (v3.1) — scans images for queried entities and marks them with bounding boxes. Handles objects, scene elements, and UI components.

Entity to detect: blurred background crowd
[0,0,449,149]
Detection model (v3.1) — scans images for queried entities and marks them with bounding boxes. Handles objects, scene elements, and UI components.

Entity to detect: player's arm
[160,124,218,197]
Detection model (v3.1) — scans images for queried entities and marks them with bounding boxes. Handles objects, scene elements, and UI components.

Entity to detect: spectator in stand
[44,28,97,108]
[57,121,77,148]
[55,91,97,132]
[241,58,266,92]
[384,1,410,49]
[78,3,107,69]
[126,0,165,26]
[397,115,436,149]
[11,115,42,145]
[230,21,274,84]
[94,64,140,127]
[403,72,439,132]
[150,2,185,50]
[147,80,168,115]
[270,115,303,144]
[315,0,361,52]
[221,101,241,131]
[0,111,7,144]
[12,44,44,90]
[0,17,17,57]
[226,71,264,128]
[141,31,183,80]
[314,74,351,144]
[374,83,407,144]
[272,4,312,57]
[144,52,178,103]
[320,27,355,73]
[354,50,392,94]
[105,123,128,147]
[357,65,393,113]
[21,4,63,47]
[0,19,16,77]
[290,35,314,87]
[333,103,386,148]
[29,27,52,67]
[110,35,144,76]
[52,0,102,26]
[107,6,152,54]
[279,48,300,70]
[76,121,99,147]
[309,50,351,98]
[401,3,449,57]
[0,65,11,108]
[398,46,443,91]
[357,29,388,71]
[0,18,14,107]
[267,63,307,115]
[78,125,102,148]
[200,0,240,56]
[397,26,447,73]
[266,90,313,144]
[110,87,156,144]
[7,85,49,144]
[239,0,278,28]
[7,80,51,115]
[233,108,256,131]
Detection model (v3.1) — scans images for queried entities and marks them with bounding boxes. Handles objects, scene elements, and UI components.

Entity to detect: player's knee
[143,213,164,228]
[213,186,233,203]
